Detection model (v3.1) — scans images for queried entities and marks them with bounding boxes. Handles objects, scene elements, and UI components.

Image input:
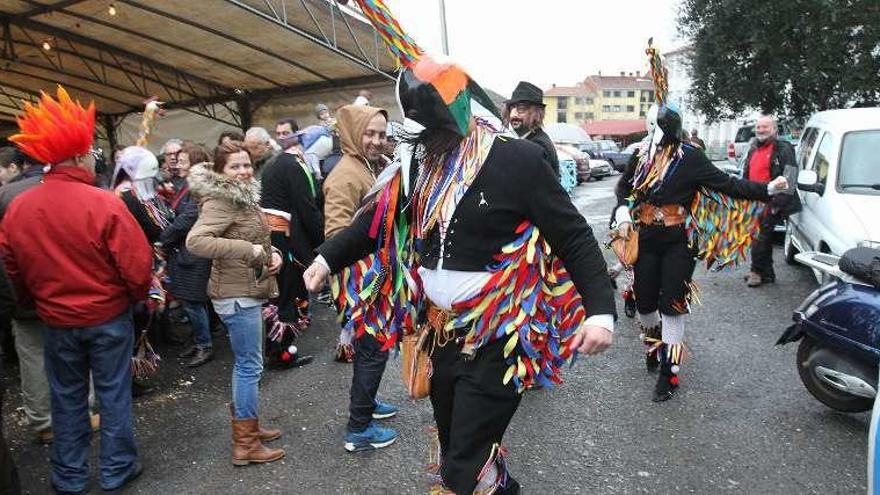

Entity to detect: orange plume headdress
[9,86,96,165]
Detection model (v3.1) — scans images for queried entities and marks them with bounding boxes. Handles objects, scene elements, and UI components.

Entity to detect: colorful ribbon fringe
[450,221,586,393]
[332,193,586,392]
[352,0,422,67]
[687,188,766,270]
[331,171,419,352]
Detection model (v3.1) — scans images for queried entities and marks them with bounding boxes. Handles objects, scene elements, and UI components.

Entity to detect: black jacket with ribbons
[615,143,770,214]
[317,136,615,320]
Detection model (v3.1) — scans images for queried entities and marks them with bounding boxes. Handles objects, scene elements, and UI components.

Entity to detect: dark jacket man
[742,138,801,217]
[505,81,559,176]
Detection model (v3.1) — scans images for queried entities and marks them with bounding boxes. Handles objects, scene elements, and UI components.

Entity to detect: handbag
[609,226,639,266]
[400,327,432,400]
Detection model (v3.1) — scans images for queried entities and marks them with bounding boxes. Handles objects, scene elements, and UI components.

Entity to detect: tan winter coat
[186,164,278,300]
[322,104,387,238]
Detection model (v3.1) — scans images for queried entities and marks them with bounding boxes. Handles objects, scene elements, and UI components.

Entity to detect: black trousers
[270,232,309,323]
[430,335,522,495]
[750,212,781,280]
[633,225,697,316]
[0,382,21,495]
[347,333,389,432]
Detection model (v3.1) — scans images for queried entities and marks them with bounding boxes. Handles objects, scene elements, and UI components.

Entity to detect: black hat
[508,81,545,107]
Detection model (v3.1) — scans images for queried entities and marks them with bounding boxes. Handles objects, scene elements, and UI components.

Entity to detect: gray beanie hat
[315,103,329,117]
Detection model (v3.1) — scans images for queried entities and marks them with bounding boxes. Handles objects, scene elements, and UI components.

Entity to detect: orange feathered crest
[9,86,96,165]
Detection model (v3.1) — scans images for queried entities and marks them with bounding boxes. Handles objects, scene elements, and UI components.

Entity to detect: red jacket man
[0,86,150,493]
[0,164,152,326]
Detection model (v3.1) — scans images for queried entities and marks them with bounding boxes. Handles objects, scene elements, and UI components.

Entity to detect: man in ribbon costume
[304,2,615,493]
[612,42,788,402]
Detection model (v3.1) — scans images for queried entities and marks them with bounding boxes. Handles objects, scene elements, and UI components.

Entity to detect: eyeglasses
[511,103,533,113]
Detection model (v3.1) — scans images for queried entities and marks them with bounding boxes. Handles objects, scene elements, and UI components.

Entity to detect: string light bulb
[41,40,51,51]
[108,3,117,16]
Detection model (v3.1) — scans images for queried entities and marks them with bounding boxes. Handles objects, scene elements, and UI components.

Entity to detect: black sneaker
[186,347,214,368]
[178,345,198,359]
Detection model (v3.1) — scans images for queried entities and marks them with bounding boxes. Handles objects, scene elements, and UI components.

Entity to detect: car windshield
[580,143,597,152]
[837,130,880,195]
[735,126,755,142]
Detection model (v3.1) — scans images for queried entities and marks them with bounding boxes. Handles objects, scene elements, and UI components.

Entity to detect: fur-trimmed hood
[187,164,260,208]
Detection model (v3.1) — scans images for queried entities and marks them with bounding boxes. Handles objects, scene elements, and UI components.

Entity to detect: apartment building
[544,72,655,125]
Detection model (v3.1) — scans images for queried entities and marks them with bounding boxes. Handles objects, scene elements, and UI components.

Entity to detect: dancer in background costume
[611,41,789,402]
[304,2,615,493]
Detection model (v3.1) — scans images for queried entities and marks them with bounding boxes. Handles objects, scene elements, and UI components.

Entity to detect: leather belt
[637,203,687,227]
[425,302,475,357]
[426,303,456,333]
[264,212,290,235]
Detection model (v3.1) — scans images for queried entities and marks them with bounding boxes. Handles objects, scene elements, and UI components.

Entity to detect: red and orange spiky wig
[9,86,96,165]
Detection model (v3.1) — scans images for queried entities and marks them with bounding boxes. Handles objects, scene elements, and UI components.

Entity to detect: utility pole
[439,0,449,55]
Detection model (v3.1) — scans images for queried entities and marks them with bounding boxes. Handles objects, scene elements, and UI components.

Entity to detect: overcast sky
[385,0,685,96]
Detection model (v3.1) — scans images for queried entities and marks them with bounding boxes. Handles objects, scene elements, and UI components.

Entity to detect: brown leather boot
[231,418,285,466]
[228,404,281,442]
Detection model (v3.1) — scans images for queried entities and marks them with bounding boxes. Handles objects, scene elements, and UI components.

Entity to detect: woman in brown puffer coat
[186,141,284,466]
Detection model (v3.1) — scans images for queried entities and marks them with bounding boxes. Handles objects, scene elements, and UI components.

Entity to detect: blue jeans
[43,310,138,492]
[182,300,211,349]
[348,334,389,432]
[217,303,263,419]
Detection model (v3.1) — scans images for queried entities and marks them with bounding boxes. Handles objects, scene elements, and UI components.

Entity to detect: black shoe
[646,353,659,373]
[178,345,198,359]
[624,297,636,318]
[186,347,214,368]
[652,369,678,402]
[131,381,156,398]
[270,354,314,370]
[497,477,521,495]
[762,275,776,284]
[102,461,143,493]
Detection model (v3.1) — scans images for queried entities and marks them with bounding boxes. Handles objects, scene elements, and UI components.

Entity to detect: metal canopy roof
[0,0,396,137]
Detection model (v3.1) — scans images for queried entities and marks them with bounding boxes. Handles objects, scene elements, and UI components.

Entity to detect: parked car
[555,143,590,183]
[581,140,632,172]
[784,107,880,284]
[587,158,611,180]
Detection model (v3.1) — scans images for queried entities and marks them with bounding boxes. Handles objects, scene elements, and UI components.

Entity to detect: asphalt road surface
[3,172,868,494]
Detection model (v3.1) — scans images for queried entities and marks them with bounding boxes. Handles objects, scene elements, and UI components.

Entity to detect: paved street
[3,173,868,494]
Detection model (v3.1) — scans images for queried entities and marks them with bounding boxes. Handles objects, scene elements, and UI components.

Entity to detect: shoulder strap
[171,185,189,210]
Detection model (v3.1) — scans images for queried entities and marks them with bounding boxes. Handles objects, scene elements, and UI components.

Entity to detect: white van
[785,108,880,283]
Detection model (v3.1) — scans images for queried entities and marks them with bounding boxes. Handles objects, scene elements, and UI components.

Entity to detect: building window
[602,105,611,112]
[557,97,568,109]
[586,97,594,104]
[585,112,595,120]
[603,90,611,97]
[627,91,635,98]
[575,112,584,119]
[557,111,567,123]
[639,109,645,117]
[626,105,635,112]
[613,105,621,112]
[613,90,621,98]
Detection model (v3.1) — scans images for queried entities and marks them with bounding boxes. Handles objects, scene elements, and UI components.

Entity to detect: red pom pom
[281,351,291,361]
[669,375,680,386]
